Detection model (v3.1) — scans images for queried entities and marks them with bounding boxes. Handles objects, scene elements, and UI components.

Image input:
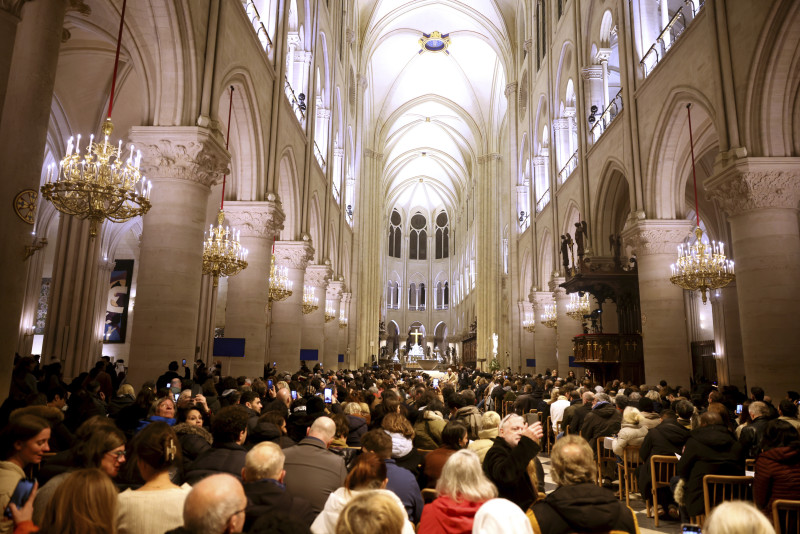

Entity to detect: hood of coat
[173,422,214,445]
[427,495,485,530]
[424,410,444,421]
[761,445,800,464]
[387,431,414,458]
[347,414,367,431]
[456,405,480,418]
[592,402,618,419]
[478,427,499,440]
[691,424,737,450]
[543,483,625,530]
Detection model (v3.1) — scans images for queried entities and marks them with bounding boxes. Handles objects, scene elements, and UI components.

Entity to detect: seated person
[526,435,639,534]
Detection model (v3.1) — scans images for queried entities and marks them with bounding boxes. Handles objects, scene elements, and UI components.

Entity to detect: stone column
[596,49,612,111]
[622,219,694,386]
[339,292,352,367]
[126,127,229,387]
[324,280,344,369]
[551,278,584,378]
[303,264,332,368]
[41,215,106,379]
[707,160,800,399]
[709,283,745,389]
[16,234,48,356]
[223,200,285,379]
[476,154,502,364]
[581,66,604,124]
[532,291,557,375]
[0,0,71,394]
[268,241,313,373]
[552,118,571,174]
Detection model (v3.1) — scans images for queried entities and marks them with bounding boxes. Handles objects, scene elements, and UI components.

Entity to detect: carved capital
[581,66,603,80]
[128,126,230,188]
[504,82,517,98]
[66,0,90,15]
[273,240,314,270]
[549,277,567,298]
[552,117,571,130]
[316,107,331,119]
[478,153,501,164]
[705,158,800,216]
[305,264,332,288]
[0,0,29,17]
[223,201,285,239]
[341,292,352,304]
[333,147,345,159]
[326,280,344,299]
[523,39,533,53]
[357,74,368,90]
[595,48,612,63]
[531,291,554,311]
[346,28,356,44]
[621,219,693,256]
[364,148,383,161]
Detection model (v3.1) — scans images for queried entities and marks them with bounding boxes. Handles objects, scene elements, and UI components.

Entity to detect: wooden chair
[596,436,616,486]
[503,400,515,417]
[703,474,755,517]
[421,488,439,504]
[648,455,679,527]
[746,458,756,472]
[616,445,642,505]
[772,499,800,534]
[544,416,553,453]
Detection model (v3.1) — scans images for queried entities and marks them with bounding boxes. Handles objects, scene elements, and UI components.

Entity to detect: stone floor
[538,454,683,534]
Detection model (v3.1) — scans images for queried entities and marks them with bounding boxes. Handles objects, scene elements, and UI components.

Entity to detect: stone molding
[346,28,356,44]
[478,153,501,164]
[581,66,603,80]
[316,107,331,119]
[223,201,285,239]
[595,48,612,63]
[523,39,533,53]
[621,219,693,256]
[706,158,800,216]
[129,126,230,188]
[530,291,554,310]
[292,50,312,64]
[552,118,571,130]
[533,154,548,165]
[273,241,314,270]
[305,264,332,288]
[364,148,383,161]
[341,292,352,304]
[357,74,368,90]
[504,82,517,98]
[549,277,567,297]
[333,147,345,158]
[0,0,29,17]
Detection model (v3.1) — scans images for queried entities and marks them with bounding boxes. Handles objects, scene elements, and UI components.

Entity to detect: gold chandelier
[268,254,293,308]
[669,104,735,303]
[339,310,348,329]
[540,304,558,329]
[324,301,337,323]
[302,286,319,315]
[522,309,536,333]
[566,293,591,322]
[202,87,247,287]
[41,1,150,239]
[202,210,248,286]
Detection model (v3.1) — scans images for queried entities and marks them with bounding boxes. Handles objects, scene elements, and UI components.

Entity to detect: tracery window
[409,213,427,260]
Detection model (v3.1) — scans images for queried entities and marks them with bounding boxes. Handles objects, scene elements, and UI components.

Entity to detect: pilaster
[324,280,344,369]
[531,291,557,374]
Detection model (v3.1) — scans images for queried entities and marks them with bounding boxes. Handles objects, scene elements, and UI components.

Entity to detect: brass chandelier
[540,304,558,329]
[267,254,293,308]
[324,301,337,323]
[339,310,348,329]
[302,286,319,315]
[669,104,735,303]
[41,0,150,238]
[566,293,591,322]
[522,309,536,333]
[202,86,248,286]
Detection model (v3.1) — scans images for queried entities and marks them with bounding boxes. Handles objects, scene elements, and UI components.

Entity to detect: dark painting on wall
[104,259,134,343]
[35,278,50,335]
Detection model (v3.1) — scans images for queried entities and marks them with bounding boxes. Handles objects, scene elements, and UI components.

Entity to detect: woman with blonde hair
[468,411,500,463]
[612,407,648,457]
[116,422,191,534]
[312,452,413,534]
[335,490,406,534]
[418,449,497,534]
[38,468,118,534]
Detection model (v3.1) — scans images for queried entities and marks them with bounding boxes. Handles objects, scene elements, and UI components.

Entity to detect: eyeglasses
[106,450,126,460]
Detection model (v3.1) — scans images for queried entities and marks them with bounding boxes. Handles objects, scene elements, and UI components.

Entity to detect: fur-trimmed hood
[173,422,213,445]
[10,405,64,426]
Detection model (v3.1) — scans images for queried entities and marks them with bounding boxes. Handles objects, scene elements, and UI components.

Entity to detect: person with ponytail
[116,422,191,534]
[311,452,413,534]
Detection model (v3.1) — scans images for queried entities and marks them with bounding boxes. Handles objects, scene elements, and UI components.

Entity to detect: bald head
[183,474,247,534]
[276,388,292,407]
[308,416,336,446]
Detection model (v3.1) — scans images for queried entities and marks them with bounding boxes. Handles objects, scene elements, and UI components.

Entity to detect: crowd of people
[0,354,797,534]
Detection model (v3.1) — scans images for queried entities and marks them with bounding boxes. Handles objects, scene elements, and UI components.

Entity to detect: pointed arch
[277,147,301,240]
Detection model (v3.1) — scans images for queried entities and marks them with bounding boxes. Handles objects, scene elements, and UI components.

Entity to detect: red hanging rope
[686,103,700,227]
[220,86,234,210]
[107,0,128,119]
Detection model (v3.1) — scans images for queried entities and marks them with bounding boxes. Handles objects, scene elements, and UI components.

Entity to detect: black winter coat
[739,416,770,459]
[580,402,622,451]
[243,478,314,532]
[346,414,368,447]
[483,436,544,510]
[184,441,247,485]
[677,424,745,517]
[637,417,691,494]
[528,483,639,534]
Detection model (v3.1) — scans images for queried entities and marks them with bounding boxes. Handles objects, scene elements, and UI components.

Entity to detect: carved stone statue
[575,221,588,259]
[610,234,622,266]
[560,234,570,270]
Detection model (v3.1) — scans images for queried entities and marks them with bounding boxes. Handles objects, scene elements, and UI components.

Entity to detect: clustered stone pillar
[0,0,72,393]
[707,160,800,399]
[223,200,285,378]
[126,127,229,387]
[339,292,352,367]
[269,241,313,372]
[532,291,558,375]
[551,278,583,378]
[303,264,332,369]
[324,280,344,369]
[622,219,693,386]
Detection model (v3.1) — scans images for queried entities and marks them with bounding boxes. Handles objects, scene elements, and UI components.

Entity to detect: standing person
[0,415,50,534]
[483,414,544,510]
[116,422,192,534]
[36,469,119,534]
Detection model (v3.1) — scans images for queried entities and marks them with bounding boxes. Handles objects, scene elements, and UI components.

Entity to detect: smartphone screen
[324,388,332,403]
[432,379,439,389]
[4,480,34,519]
[682,525,702,533]
[291,390,297,400]
[736,404,743,415]
[173,393,179,402]
[182,359,186,365]
[268,380,273,389]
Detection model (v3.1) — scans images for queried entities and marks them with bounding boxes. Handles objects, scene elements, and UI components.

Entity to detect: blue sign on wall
[338,354,344,363]
[213,338,246,357]
[300,349,319,361]
[526,358,536,367]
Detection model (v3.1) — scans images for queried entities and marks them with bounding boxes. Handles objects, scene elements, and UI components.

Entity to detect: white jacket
[311,488,414,534]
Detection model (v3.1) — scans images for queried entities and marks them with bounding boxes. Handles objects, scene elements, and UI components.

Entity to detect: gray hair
[481,411,501,430]
[244,441,284,481]
[436,449,497,502]
[581,391,595,404]
[594,393,610,404]
[183,474,246,534]
[705,501,776,534]
[645,390,661,402]
[749,401,769,418]
[550,435,596,486]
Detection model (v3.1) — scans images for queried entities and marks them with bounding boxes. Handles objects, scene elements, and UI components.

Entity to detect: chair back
[544,416,553,453]
[648,455,679,527]
[421,488,439,504]
[617,445,642,505]
[772,499,800,534]
[503,400,514,418]
[524,412,540,426]
[703,474,754,517]
[595,436,616,485]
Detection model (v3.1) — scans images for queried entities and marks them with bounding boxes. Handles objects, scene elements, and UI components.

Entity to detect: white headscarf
[472,498,534,534]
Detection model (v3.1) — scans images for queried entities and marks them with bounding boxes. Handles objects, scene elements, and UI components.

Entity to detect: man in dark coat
[241,441,314,531]
[185,405,250,484]
[513,384,539,415]
[562,390,593,435]
[739,401,771,458]
[282,416,347,516]
[483,413,544,510]
[580,393,622,453]
[637,410,691,511]
[528,435,638,534]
